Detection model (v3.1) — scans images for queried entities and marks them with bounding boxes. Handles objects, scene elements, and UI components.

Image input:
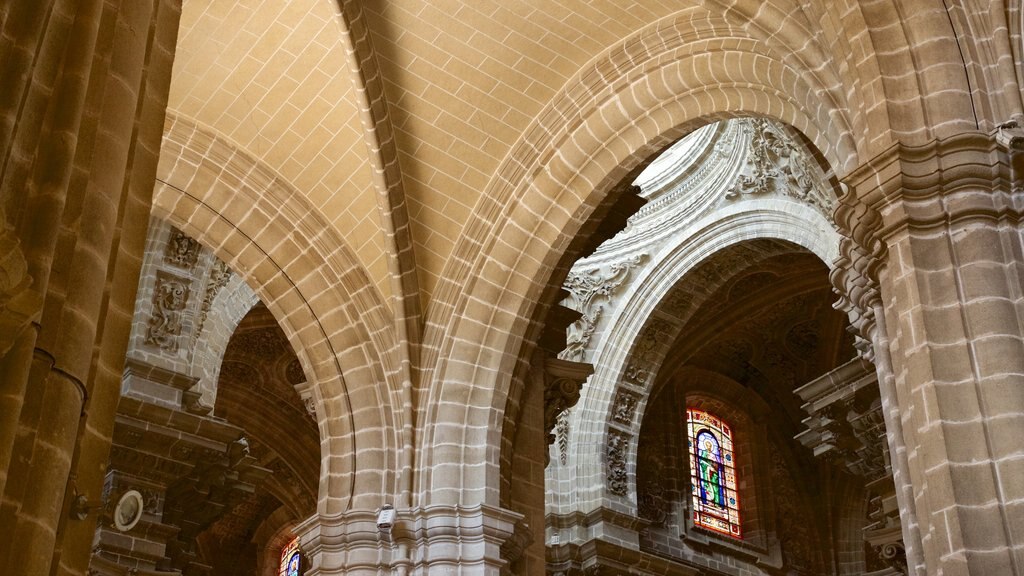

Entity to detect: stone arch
[416,8,864,506]
[188,268,260,408]
[153,114,402,513]
[561,201,838,513]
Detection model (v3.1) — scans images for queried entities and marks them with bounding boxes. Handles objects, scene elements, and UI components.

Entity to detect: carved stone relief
[623,319,673,386]
[770,444,820,574]
[561,254,646,362]
[164,227,201,269]
[636,450,667,526]
[145,271,191,352]
[231,327,287,358]
[543,358,593,448]
[303,396,317,423]
[190,260,232,349]
[611,389,639,425]
[725,118,835,220]
[556,411,570,465]
[606,429,630,496]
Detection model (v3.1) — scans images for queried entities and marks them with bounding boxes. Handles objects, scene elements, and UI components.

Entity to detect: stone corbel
[543,357,593,456]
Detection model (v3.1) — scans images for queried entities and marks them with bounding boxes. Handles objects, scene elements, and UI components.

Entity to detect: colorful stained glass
[280,537,301,576]
[687,408,741,538]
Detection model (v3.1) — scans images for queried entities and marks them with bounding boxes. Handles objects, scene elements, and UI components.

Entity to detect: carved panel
[606,429,630,496]
[191,260,232,348]
[145,271,191,352]
[611,389,639,425]
[164,227,202,269]
[637,451,667,526]
[770,444,821,574]
[623,319,673,386]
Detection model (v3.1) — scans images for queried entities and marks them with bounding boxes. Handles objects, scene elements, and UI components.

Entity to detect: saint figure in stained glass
[696,430,725,507]
[686,408,741,538]
[280,537,301,576]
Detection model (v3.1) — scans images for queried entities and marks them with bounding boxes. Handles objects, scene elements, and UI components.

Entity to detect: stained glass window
[687,408,741,538]
[280,536,301,576]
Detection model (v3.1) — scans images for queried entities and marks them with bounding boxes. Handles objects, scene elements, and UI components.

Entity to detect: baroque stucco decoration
[725,119,836,220]
[561,254,647,362]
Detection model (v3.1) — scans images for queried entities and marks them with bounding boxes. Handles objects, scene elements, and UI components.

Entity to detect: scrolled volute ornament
[830,183,886,361]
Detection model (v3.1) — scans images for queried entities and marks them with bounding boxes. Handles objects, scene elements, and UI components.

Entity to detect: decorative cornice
[843,132,1015,234]
[301,504,526,572]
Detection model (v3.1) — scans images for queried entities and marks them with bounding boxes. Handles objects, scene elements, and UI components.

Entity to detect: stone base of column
[298,504,527,575]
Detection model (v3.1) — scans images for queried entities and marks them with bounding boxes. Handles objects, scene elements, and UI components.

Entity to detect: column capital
[842,131,1015,235]
[831,129,1020,360]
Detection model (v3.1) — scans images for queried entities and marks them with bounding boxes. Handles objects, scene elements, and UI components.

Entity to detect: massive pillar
[0,1,181,574]
[833,127,1024,576]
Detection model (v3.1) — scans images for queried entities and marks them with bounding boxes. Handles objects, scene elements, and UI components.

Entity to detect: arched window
[279,536,301,576]
[687,408,741,538]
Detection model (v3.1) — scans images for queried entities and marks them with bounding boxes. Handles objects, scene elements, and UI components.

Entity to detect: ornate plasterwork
[725,118,835,220]
[561,253,646,362]
[145,271,191,352]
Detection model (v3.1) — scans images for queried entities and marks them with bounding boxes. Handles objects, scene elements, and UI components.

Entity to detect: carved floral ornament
[623,319,674,386]
[190,259,233,349]
[560,253,646,362]
[725,118,836,220]
[606,428,630,496]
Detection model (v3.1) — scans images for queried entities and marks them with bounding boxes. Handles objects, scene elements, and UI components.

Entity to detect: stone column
[0,0,181,574]
[833,129,1024,575]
